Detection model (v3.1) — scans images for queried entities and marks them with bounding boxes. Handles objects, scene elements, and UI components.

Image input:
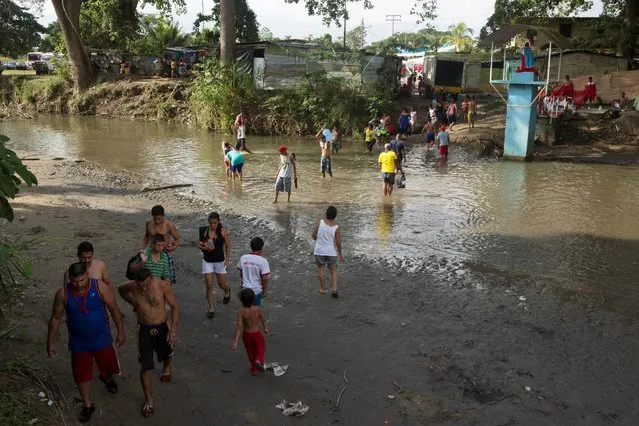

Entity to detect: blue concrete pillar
[503,72,541,161]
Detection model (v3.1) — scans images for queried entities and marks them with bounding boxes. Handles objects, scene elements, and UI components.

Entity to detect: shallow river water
[3,116,639,311]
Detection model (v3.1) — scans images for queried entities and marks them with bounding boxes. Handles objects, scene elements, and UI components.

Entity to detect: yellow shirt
[378,151,397,173]
[365,128,376,142]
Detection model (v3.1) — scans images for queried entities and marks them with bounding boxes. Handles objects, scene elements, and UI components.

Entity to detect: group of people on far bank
[48,201,344,422]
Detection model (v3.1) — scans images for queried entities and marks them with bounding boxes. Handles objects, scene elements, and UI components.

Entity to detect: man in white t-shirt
[236,237,271,307]
[273,145,297,203]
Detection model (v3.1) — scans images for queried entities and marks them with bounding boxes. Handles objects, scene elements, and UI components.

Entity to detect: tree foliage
[342,20,367,50]
[283,0,438,26]
[0,135,38,223]
[209,0,259,43]
[40,22,66,52]
[365,27,449,55]
[130,15,187,56]
[440,22,474,52]
[0,0,45,57]
[79,0,139,51]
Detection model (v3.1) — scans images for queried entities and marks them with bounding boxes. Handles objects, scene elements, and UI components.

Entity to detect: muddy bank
[403,106,639,165]
[0,76,192,123]
[1,154,639,424]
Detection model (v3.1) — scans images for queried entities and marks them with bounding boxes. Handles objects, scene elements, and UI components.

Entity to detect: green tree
[343,19,367,50]
[440,22,474,52]
[188,27,221,46]
[259,26,274,41]
[79,0,139,51]
[194,0,259,43]
[0,135,38,222]
[40,22,66,52]
[0,0,45,57]
[130,15,187,56]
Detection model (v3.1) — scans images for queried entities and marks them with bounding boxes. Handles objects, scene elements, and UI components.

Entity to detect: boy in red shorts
[48,263,125,423]
[231,288,269,375]
[437,124,450,161]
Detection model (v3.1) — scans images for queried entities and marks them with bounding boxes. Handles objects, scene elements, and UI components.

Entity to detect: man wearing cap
[274,146,297,203]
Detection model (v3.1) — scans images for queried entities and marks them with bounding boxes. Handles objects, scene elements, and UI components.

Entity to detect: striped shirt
[135,248,170,280]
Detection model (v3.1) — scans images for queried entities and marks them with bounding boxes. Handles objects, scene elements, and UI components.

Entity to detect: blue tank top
[65,279,113,353]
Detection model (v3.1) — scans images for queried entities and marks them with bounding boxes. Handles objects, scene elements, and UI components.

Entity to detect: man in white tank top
[311,206,344,298]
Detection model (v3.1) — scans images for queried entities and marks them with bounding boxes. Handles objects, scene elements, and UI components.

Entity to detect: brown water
[3,116,639,310]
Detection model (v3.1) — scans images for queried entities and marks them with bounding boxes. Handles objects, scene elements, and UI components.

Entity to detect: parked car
[15,61,28,70]
[33,61,50,75]
[4,61,16,70]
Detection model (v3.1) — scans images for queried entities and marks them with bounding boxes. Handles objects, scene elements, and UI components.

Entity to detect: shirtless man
[468,96,477,130]
[142,205,180,286]
[118,268,179,419]
[318,134,333,178]
[63,241,112,287]
[421,119,436,150]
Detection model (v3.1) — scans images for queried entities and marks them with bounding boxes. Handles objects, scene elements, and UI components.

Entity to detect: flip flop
[142,404,154,418]
[160,373,172,383]
[223,291,231,305]
[331,290,339,299]
[99,375,118,394]
[207,310,215,319]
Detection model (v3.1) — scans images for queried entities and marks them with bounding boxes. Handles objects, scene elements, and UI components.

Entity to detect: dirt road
[3,156,638,425]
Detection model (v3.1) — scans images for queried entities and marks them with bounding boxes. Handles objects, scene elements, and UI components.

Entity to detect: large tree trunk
[51,0,93,91]
[619,0,638,70]
[219,0,235,64]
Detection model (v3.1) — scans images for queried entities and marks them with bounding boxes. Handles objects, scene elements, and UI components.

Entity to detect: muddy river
[3,116,639,312]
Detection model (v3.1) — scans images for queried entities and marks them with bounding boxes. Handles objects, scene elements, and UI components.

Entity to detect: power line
[385,14,401,37]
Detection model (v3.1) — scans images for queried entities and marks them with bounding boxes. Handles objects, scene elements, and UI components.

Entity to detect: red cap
[277,146,288,153]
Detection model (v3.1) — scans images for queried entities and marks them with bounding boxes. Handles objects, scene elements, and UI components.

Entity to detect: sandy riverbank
[2,155,639,424]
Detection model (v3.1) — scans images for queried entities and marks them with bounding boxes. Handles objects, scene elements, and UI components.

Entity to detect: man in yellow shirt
[378,143,398,196]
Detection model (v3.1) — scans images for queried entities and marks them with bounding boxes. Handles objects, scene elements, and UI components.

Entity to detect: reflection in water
[5,116,639,313]
[376,203,395,246]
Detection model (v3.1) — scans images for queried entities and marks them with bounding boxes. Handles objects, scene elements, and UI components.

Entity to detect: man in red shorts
[47,262,125,423]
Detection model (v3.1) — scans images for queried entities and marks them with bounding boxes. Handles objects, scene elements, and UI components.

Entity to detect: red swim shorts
[439,145,449,156]
[71,344,120,384]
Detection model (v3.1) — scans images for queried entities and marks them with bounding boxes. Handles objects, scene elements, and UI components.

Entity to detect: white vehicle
[26,52,43,67]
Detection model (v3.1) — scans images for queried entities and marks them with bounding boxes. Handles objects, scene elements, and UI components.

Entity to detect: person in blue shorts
[398,108,411,134]
[421,120,436,149]
[225,147,245,181]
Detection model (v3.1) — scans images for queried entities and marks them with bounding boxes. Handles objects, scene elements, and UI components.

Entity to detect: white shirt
[236,253,270,294]
[314,220,338,256]
[278,154,294,178]
[237,124,245,139]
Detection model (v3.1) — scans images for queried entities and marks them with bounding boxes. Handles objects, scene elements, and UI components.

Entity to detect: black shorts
[381,172,396,185]
[235,138,246,150]
[138,323,172,371]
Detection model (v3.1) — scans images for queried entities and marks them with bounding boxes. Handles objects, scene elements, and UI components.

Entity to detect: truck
[423,56,468,97]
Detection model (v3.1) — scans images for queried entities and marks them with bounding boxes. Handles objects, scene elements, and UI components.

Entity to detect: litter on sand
[519,296,527,301]
[265,362,289,376]
[387,394,396,399]
[276,400,309,416]
[524,386,532,392]
[28,419,38,425]
[38,392,45,398]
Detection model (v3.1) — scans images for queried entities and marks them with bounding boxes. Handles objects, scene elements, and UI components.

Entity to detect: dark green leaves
[0,135,38,222]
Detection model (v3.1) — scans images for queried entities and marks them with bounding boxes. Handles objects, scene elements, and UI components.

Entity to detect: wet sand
[3,155,639,425]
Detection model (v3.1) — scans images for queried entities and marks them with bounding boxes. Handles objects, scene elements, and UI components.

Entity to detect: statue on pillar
[516,37,536,73]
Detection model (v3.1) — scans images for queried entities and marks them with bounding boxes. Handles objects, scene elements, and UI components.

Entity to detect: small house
[234,40,401,91]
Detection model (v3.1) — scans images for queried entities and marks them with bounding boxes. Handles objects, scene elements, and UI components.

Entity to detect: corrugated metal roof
[478,24,575,50]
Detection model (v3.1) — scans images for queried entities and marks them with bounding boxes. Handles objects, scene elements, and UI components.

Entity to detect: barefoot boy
[311,206,344,298]
[231,288,269,375]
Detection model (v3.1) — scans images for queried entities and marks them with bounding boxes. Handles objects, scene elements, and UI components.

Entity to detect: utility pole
[360,18,365,49]
[343,0,347,51]
[385,14,401,37]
